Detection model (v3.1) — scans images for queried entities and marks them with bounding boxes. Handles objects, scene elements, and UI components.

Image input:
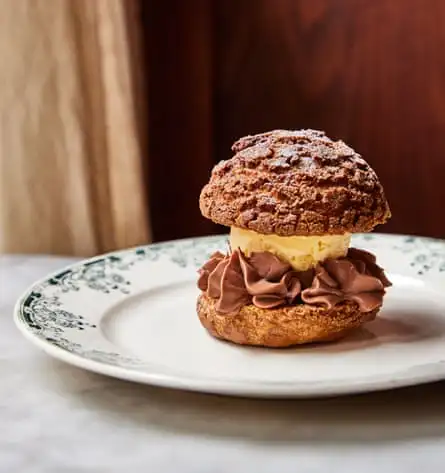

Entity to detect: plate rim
[13,232,445,398]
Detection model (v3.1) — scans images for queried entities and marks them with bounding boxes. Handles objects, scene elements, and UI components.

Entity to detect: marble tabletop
[1,255,445,473]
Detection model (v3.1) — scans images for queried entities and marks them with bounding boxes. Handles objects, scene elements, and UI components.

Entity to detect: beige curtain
[0,0,151,256]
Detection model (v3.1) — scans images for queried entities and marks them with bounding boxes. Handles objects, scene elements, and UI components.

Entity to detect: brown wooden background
[143,0,445,242]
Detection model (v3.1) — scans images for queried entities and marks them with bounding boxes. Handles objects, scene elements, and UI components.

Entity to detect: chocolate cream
[198,248,391,315]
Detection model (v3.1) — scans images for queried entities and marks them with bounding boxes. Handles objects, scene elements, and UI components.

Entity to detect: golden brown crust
[200,129,391,236]
[197,293,379,347]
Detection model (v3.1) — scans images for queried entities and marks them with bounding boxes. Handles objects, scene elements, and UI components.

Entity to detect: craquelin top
[199,129,391,236]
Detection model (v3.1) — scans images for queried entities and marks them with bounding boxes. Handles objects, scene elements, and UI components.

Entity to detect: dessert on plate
[197,129,391,347]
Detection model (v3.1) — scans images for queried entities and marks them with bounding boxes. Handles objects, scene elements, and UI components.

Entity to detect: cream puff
[197,129,391,347]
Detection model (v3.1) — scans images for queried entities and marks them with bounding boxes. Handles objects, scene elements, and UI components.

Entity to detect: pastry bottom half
[197,294,379,347]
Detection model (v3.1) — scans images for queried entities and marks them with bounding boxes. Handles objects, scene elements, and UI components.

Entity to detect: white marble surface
[2,255,445,473]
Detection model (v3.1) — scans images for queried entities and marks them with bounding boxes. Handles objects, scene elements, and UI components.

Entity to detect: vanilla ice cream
[229,227,351,271]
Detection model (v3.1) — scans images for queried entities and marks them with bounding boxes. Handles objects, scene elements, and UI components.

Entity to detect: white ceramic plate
[14,233,445,398]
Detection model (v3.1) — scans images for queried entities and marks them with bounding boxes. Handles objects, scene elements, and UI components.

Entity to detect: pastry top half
[200,129,391,236]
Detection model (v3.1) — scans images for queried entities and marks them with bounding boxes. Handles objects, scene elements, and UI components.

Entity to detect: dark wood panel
[143,0,217,241]
[215,0,445,238]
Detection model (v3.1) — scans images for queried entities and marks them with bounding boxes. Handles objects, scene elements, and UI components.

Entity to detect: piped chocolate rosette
[197,130,392,347]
